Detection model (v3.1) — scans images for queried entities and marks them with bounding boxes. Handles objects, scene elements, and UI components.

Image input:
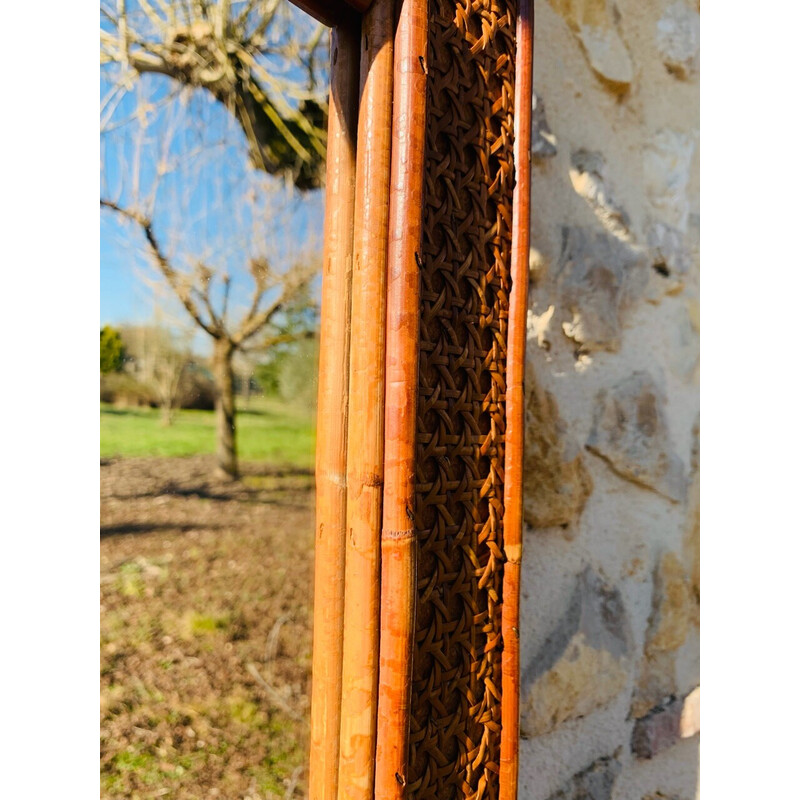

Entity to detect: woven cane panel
[410,1,516,797]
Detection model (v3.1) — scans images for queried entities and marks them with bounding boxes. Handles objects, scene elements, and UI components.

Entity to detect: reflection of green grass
[117,562,145,598]
[100,397,315,468]
[186,611,230,636]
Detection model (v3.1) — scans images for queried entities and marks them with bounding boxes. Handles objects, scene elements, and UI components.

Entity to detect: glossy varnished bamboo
[337,2,395,799]
[500,1,533,797]
[309,21,360,800]
[373,1,428,797]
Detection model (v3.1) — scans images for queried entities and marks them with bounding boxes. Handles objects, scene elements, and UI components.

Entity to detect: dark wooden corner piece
[291,0,372,27]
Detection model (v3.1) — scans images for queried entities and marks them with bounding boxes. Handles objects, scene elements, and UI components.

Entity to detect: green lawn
[100,398,316,468]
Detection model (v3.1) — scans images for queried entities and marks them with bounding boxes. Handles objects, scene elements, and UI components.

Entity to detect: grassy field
[100,397,316,468]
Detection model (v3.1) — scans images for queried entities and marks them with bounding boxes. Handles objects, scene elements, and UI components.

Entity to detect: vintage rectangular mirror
[101,1,532,797]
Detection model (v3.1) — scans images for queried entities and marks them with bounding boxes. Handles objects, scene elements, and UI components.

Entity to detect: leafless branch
[100,0,329,189]
[101,198,220,338]
[246,662,302,720]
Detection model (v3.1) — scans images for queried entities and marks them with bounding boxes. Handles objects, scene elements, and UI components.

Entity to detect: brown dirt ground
[100,456,315,800]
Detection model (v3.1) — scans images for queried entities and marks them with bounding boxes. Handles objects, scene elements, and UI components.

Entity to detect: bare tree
[102,198,316,478]
[234,349,259,409]
[100,0,328,190]
[121,322,191,426]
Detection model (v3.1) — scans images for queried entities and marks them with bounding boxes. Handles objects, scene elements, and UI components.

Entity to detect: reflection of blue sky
[100,3,328,351]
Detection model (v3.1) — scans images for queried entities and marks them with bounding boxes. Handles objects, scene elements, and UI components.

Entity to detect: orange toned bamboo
[373,1,428,797]
[337,2,395,799]
[309,21,360,800]
[499,2,533,798]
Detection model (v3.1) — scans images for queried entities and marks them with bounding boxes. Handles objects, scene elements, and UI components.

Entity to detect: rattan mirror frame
[290,2,532,798]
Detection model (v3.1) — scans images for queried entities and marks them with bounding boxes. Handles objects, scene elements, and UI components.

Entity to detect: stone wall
[518,1,699,798]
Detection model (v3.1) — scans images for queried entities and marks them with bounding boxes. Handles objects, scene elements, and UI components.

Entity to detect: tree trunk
[242,367,251,409]
[212,339,238,480]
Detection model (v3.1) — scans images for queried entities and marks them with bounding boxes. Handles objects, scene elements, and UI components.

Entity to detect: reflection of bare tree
[122,322,190,426]
[100,0,328,190]
[102,198,316,478]
[100,2,324,480]
[234,349,258,409]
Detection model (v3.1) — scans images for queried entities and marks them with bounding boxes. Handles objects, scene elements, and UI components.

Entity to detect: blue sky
[100,12,328,351]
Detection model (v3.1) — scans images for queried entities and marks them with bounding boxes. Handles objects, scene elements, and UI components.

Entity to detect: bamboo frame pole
[499,1,533,797]
[337,2,395,799]
[373,1,428,797]
[309,20,360,800]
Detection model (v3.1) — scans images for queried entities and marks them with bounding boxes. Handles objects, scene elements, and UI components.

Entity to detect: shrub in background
[100,325,126,374]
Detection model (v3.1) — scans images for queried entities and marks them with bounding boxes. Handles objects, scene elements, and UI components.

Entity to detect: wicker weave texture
[409,1,517,797]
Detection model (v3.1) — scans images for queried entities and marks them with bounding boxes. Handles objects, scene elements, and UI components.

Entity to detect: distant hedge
[101,368,215,410]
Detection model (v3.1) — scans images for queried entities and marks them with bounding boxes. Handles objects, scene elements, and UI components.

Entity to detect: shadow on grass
[231,407,281,418]
[240,465,314,478]
[101,405,311,419]
[100,522,221,538]
[100,406,156,416]
[108,468,315,507]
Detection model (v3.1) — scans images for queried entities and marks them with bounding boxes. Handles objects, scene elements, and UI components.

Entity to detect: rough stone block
[570,150,632,241]
[683,419,700,603]
[546,752,622,800]
[557,227,649,353]
[664,302,699,383]
[632,552,698,718]
[532,91,558,159]
[631,689,700,760]
[523,381,593,530]
[657,2,700,80]
[644,129,696,234]
[632,700,682,759]
[548,0,633,91]
[648,553,693,653]
[521,568,631,737]
[646,221,692,297]
[586,371,686,502]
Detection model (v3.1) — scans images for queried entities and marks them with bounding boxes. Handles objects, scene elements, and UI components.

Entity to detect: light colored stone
[546,753,622,800]
[523,381,593,530]
[586,371,686,502]
[528,304,556,351]
[648,553,693,655]
[656,2,700,80]
[557,227,649,353]
[530,246,549,284]
[532,91,558,159]
[632,647,677,721]
[523,634,628,737]
[665,303,699,382]
[570,150,632,241]
[687,293,700,333]
[680,686,700,738]
[644,129,696,233]
[549,0,634,91]
[683,419,700,603]
[521,568,631,737]
[646,221,691,297]
[632,552,699,718]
